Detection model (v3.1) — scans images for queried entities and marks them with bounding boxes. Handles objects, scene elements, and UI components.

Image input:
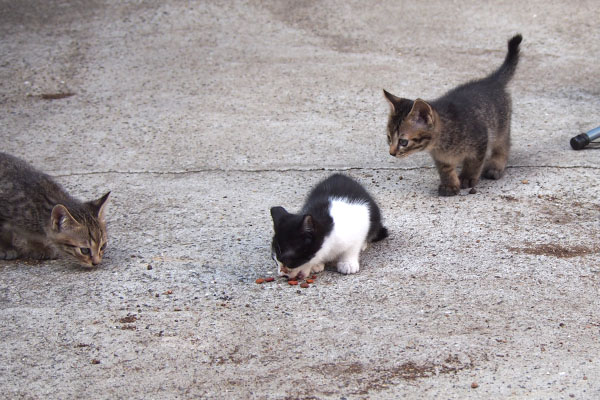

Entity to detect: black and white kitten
[270,173,388,280]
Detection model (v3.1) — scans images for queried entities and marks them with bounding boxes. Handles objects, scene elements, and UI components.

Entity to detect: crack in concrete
[52,164,600,177]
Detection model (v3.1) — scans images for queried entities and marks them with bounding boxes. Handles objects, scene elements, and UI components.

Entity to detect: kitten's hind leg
[459,156,485,189]
[483,147,509,180]
[0,248,18,260]
[483,129,510,180]
[0,230,18,260]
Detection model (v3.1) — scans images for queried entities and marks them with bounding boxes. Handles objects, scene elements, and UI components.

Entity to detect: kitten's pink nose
[389,146,397,156]
[92,256,102,266]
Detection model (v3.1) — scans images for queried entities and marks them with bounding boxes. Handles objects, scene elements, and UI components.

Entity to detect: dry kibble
[265,277,275,282]
[311,275,317,280]
[288,280,298,286]
[306,279,314,284]
[521,179,529,184]
[471,382,479,389]
[300,283,309,288]
[255,278,265,284]
[163,290,173,295]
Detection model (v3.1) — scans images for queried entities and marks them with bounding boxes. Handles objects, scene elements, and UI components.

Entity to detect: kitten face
[49,192,110,267]
[384,91,435,158]
[270,206,320,272]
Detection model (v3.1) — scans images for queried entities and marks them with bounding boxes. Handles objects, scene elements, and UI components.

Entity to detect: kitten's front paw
[311,263,325,274]
[438,184,460,196]
[337,261,359,274]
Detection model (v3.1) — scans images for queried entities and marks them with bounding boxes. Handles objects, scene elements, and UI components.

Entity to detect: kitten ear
[51,205,80,232]
[409,98,434,127]
[383,90,413,114]
[88,191,110,221]
[383,89,400,112]
[270,206,288,225]
[301,215,314,233]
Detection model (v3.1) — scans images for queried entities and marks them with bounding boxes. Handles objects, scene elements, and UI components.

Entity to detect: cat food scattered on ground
[288,280,298,286]
[256,277,276,284]
[471,382,479,389]
[91,359,101,365]
[163,290,173,295]
[118,315,137,324]
[521,179,529,184]
[120,325,136,331]
[306,279,314,284]
[300,283,309,288]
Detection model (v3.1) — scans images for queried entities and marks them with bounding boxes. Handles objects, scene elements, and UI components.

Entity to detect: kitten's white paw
[283,263,313,280]
[337,260,359,274]
[361,242,368,251]
[311,263,325,274]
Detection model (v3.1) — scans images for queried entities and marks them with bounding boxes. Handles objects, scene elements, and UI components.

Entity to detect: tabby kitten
[0,152,110,267]
[384,34,522,196]
[270,173,388,280]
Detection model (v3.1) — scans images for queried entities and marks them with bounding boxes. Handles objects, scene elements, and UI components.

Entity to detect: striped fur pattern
[384,34,522,196]
[0,152,110,267]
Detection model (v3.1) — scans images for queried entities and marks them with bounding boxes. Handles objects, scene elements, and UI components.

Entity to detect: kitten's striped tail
[491,34,522,85]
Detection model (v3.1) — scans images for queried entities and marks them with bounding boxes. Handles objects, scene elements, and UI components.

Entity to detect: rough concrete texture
[1,0,599,398]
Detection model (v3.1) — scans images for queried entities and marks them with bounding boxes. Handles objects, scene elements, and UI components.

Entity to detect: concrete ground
[1,0,599,398]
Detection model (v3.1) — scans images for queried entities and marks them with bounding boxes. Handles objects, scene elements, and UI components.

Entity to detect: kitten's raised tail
[491,34,522,85]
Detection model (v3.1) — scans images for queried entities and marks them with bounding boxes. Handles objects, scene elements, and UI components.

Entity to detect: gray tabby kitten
[384,34,522,196]
[0,152,110,267]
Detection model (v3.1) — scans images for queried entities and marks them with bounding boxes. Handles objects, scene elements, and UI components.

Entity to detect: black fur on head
[269,206,324,269]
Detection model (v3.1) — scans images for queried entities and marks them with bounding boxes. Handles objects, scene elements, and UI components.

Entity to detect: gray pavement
[1,1,599,398]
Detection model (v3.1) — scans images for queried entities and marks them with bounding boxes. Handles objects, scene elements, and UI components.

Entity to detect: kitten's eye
[399,139,409,147]
[100,243,107,251]
[80,247,91,255]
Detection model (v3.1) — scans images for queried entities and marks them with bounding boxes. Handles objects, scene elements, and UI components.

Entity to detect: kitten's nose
[389,146,397,156]
[91,256,101,266]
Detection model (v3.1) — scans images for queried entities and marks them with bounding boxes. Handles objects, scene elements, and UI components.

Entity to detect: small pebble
[469,188,477,194]
[147,264,153,270]
[521,179,529,184]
